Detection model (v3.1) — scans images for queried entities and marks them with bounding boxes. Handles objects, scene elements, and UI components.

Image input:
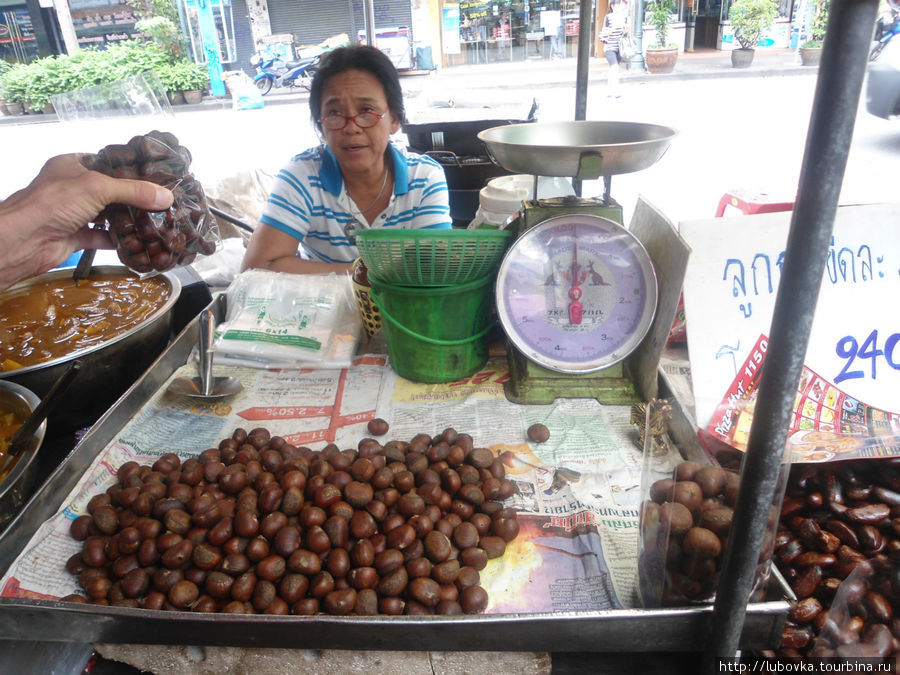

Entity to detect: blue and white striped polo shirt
[260,143,452,263]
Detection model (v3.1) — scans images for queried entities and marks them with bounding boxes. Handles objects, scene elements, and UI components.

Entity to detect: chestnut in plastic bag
[82,130,218,274]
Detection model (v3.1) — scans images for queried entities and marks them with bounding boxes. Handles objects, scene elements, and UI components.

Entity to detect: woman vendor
[241,45,452,275]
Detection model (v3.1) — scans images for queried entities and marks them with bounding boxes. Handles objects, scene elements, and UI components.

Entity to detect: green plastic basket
[370,274,495,383]
[355,229,513,286]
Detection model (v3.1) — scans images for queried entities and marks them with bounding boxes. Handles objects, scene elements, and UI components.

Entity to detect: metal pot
[0,266,182,434]
[0,381,46,533]
[404,118,533,157]
[426,151,513,191]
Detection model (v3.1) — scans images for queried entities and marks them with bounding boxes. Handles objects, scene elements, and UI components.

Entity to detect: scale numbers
[496,214,658,374]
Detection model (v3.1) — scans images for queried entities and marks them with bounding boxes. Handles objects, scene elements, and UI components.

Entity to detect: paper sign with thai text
[678,203,900,445]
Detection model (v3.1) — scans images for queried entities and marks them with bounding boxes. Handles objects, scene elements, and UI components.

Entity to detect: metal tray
[0,296,789,652]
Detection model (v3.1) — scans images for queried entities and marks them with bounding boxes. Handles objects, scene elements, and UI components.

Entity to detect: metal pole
[364,0,376,46]
[684,4,696,52]
[573,0,594,197]
[702,0,880,669]
[574,0,593,121]
[630,0,646,71]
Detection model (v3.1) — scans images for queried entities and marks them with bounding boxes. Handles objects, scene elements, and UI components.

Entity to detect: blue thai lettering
[858,245,872,281]
[723,259,746,297]
[716,342,741,375]
[826,236,838,283]
[837,247,856,282]
[751,253,773,295]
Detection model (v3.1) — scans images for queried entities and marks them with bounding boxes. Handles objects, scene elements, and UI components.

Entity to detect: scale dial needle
[568,239,583,325]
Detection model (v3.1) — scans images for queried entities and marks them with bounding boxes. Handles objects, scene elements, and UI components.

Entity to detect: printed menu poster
[706,333,900,461]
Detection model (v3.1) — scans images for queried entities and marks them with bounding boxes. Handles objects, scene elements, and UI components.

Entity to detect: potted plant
[135,16,185,60]
[28,56,66,114]
[800,0,828,66]
[1,64,29,115]
[179,61,209,104]
[0,60,10,116]
[728,0,778,68]
[645,0,678,74]
[154,64,182,104]
[157,60,209,103]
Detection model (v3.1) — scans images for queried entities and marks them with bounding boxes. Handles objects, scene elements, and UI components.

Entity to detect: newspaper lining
[1,356,647,613]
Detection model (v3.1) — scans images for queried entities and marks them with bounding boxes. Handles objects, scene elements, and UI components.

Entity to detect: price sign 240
[835,330,900,384]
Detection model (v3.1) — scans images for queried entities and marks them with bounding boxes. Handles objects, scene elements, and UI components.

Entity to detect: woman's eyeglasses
[320,111,386,130]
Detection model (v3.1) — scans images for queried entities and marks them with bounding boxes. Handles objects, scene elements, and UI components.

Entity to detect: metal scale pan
[477,120,678,199]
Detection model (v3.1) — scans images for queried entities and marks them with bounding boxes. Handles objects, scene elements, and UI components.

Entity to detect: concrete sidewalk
[407,47,814,90]
[0,47,816,126]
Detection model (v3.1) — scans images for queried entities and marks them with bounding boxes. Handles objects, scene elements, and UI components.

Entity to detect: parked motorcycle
[251,52,320,95]
[870,9,900,61]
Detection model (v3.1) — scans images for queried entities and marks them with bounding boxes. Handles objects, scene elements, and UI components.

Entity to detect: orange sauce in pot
[0,408,23,471]
[0,272,170,371]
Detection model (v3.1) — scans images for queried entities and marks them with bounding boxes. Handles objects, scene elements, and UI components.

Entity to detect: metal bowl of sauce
[0,266,181,433]
[0,380,46,532]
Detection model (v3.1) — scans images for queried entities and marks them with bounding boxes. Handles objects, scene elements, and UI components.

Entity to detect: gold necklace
[355,166,390,214]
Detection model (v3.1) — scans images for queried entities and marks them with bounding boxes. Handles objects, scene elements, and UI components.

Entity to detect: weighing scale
[477,121,679,405]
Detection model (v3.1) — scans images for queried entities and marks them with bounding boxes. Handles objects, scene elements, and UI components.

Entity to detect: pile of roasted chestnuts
[63,425,520,617]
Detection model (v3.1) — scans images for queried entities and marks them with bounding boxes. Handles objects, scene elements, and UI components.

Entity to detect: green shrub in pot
[801,0,829,48]
[156,60,209,94]
[649,0,677,49]
[108,40,174,79]
[729,0,778,51]
[135,16,184,60]
[23,56,67,111]
[0,41,183,112]
[0,60,10,99]
[645,0,679,73]
[1,63,29,105]
[176,60,211,92]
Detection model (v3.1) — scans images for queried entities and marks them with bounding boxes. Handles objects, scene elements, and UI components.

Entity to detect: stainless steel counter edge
[0,599,789,652]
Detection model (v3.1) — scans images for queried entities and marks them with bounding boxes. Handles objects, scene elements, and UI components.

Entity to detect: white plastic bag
[216,270,361,367]
[224,71,265,111]
[619,34,635,62]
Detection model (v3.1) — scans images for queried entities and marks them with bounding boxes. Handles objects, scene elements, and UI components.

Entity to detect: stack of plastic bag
[214,270,362,369]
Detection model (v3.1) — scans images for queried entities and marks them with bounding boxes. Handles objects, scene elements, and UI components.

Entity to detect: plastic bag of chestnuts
[81,130,219,274]
[637,437,786,608]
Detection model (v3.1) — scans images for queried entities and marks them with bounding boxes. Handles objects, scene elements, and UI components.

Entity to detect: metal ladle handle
[199,310,215,397]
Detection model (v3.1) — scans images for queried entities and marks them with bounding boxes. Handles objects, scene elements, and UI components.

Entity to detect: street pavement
[0,48,816,127]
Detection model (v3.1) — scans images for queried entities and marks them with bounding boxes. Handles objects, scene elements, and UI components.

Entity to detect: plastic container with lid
[468,174,575,229]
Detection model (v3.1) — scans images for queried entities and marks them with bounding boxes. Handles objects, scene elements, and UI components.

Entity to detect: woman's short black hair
[309,45,405,131]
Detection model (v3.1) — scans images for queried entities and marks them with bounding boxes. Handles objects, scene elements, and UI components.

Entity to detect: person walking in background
[600,1,628,98]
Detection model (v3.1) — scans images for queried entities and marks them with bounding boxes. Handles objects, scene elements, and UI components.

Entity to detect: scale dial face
[496,213,658,374]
